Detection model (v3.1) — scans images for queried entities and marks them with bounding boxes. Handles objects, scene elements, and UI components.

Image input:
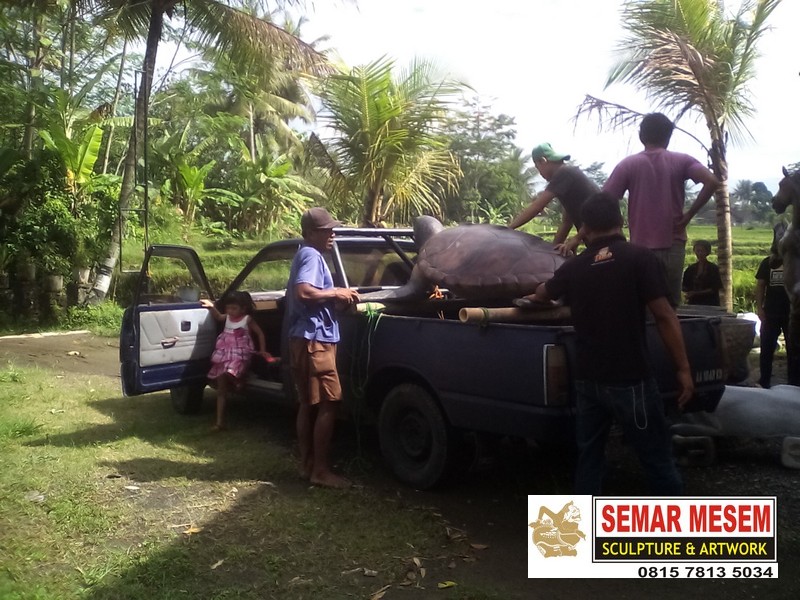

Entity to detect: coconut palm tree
[79,0,327,302]
[575,0,781,310]
[310,57,463,226]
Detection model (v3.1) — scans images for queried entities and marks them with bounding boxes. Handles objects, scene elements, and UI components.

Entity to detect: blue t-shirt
[286,245,339,343]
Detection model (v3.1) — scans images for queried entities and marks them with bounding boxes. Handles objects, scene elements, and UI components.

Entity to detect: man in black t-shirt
[508,142,599,250]
[529,192,693,495]
[755,255,791,388]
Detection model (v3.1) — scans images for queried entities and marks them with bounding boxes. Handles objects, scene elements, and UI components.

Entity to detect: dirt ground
[1,332,798,599]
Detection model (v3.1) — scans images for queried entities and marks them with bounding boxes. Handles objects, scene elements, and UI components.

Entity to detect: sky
[299,0,800,192]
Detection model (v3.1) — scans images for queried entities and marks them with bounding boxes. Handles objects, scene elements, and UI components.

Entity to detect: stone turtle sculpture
[363,216,566,301]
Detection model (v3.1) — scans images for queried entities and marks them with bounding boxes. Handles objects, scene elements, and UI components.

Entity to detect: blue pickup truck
[119,226,726,489]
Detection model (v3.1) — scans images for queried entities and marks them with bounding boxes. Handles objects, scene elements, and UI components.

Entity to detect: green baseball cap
[531,142,570,162]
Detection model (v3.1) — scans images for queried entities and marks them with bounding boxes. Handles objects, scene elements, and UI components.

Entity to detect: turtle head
[413,216,445,250]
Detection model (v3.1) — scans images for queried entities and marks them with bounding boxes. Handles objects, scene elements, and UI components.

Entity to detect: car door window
[138,255,210,305]
[237,257,293,294]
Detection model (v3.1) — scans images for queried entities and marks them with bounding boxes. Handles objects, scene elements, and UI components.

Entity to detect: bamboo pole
[459,306,571,325]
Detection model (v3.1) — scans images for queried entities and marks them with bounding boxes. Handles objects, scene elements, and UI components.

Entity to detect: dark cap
[301,207,341,233]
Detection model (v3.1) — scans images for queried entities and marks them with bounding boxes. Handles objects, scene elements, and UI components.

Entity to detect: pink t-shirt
[603,148,708,249]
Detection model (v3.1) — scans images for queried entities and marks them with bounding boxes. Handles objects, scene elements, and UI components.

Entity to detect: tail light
[543,344,569,406]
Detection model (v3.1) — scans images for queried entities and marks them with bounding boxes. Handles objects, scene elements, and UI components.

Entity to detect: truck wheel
[170,385,205,415]
[379,384,453,489]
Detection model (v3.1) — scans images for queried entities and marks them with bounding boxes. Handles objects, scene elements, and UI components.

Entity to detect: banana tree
[232,147,325,236]
[40,123,103,199]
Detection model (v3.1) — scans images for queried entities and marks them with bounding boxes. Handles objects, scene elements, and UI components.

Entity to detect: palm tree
[310,57,463,226]
[79,0,327,302]
[575,0,781,310]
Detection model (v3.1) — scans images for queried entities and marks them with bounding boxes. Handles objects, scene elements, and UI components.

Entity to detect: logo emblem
[529,501,586,557]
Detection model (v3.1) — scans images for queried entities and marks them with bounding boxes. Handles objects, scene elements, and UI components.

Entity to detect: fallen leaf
[437,581,458,589]
[363,568,378,577]
[24,491,45,503]
[412,557,422,568]
[470,543,489,550]
[341,567,362,576]
[49,408,64,414]
[66,351,80,356]
[419,567,426,579]
[448,561,456,569]
[399,580,413,587]
[369,584,390,600]
[257,480,276,487]
[210,559,224,570]
[183,525,202,535]
[124,485,140,491]
[406,571,417,581]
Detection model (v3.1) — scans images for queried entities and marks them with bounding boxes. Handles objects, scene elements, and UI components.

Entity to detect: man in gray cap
[508,142,598,253]
[286,207,359,488]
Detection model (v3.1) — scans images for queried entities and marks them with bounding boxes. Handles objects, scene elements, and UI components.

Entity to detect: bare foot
[310,471,352,489]
[298,456,313,479]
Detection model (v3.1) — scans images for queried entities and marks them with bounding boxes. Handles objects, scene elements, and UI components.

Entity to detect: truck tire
[170,384,205,415]
[378,383,453,489]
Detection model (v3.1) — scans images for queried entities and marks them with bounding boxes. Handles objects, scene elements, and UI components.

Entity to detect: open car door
[119,245,216,412]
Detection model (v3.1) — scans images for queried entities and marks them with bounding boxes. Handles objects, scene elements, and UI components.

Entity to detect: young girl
[201,291,274,430]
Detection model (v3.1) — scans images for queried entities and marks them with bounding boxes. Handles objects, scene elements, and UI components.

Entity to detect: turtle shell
[415,224,566,299]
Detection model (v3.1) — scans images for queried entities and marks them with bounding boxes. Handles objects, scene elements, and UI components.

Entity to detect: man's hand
[675,213,691,232]
[675,367,694,409]
[335,287,360,305]
[555,236,579,257]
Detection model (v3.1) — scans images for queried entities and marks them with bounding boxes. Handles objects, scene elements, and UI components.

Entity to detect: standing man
[601,113,721,306]
[286,207,359,488]
[755,228,791,388]
[531,192,693,495]
[508,142,598,250]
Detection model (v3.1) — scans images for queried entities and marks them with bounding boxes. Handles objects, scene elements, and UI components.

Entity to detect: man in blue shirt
[287,207,359,488]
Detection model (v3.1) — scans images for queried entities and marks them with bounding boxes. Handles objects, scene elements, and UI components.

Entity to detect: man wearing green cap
[508,142,599,250]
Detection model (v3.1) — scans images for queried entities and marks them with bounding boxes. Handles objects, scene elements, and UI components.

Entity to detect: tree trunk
[710,137,733,312]
[249,103,256,161]
[85,4,164,304]
[363,184,383,227]
[101,39,128,175]
[22,12,46,159]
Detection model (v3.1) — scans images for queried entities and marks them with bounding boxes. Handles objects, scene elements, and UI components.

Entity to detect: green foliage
[40,123,103,194]
[440,97,535,223]
[61,302,125,337]
[3,154,79,276]
[313,57,463,225]
[0,418,42,440]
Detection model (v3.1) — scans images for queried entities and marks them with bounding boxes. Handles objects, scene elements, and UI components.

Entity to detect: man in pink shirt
[602,113,720,306]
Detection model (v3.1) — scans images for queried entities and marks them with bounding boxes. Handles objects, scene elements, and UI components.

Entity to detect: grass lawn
[0,363,501,600]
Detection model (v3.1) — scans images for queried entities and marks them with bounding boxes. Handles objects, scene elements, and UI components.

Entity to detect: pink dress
[208,315,254,380]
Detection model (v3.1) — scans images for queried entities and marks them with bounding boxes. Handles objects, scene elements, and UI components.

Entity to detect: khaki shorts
[288,338,342,405]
